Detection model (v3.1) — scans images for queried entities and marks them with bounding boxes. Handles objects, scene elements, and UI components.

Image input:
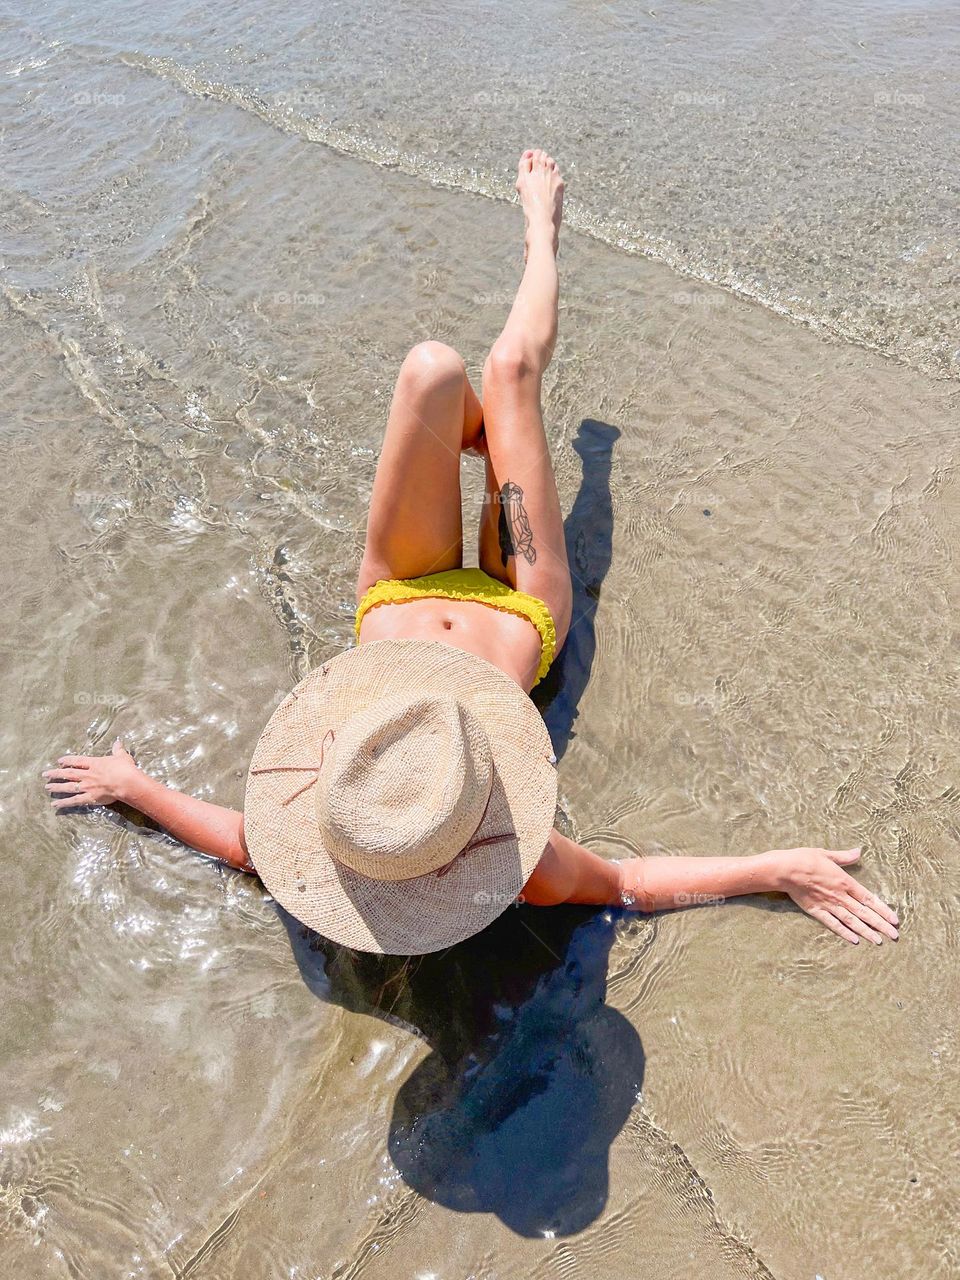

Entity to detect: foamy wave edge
[119,50,953,381]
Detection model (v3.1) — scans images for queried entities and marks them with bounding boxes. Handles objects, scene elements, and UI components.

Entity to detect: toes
[518,149,563,183]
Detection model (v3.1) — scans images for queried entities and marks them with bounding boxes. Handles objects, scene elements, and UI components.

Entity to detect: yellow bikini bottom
[355,567,557,686]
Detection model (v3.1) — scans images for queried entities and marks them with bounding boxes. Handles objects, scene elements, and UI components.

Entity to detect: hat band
[248,728,336,806]
[434,786,515,878]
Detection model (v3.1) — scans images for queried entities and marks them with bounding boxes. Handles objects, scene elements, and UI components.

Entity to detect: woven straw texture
[244,639,558,955]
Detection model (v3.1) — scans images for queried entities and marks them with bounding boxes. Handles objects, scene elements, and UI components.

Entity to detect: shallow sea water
[1,1,959,1277]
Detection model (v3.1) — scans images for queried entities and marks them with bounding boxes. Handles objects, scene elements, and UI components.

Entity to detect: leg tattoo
[497,480,537,566]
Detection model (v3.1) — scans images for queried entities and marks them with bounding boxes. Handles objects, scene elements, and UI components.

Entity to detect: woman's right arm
[43,739,253,872]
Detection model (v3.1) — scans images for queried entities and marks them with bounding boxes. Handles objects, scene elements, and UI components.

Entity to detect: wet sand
[3,4,960,1278]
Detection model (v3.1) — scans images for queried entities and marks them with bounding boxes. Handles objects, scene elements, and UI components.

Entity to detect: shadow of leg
[534,418,620,760]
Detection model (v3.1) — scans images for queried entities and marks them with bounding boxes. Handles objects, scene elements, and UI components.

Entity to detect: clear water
[2,1,959,1276]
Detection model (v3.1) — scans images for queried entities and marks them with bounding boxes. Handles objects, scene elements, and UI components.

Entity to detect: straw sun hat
[244,639,558,955]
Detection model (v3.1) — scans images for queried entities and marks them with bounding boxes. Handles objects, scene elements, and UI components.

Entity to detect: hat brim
[244,639,558,955]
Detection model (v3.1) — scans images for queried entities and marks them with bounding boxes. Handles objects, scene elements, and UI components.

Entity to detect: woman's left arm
[523,828,899,945]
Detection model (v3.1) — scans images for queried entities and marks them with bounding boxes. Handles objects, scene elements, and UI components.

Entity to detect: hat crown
[315,692,494,881]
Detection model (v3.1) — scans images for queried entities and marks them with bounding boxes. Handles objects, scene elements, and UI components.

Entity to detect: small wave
[115,49,957,381]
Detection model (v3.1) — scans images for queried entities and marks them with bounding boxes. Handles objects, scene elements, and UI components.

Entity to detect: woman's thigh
[357,342,472,601]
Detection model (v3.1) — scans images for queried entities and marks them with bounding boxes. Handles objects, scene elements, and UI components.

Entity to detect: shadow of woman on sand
[283,418,639,1237]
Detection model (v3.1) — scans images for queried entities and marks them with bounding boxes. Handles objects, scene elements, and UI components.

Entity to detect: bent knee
[399,340,466,396]
[483,338,544,389]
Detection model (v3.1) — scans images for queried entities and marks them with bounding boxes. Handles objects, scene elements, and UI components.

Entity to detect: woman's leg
[478,150,572,648]
[357,341,483,601]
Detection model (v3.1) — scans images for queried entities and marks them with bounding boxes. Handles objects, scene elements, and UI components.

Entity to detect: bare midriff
[357,596,543,692]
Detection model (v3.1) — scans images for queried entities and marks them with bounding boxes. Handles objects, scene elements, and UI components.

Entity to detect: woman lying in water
[43,150,899,954]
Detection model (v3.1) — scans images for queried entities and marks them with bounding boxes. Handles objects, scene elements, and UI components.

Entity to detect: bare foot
[515,148,564,257]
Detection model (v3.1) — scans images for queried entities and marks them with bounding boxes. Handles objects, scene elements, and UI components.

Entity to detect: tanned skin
[43,152,899,947]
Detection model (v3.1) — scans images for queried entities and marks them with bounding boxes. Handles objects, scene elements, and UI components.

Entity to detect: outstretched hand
[773,846,899,945]
[42,738,142,809]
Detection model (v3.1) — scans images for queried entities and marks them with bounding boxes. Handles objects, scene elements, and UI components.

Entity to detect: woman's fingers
[832,903,884,945]
[45,780,87,796]
[51,792,95,809]
[48,779,88,797]
[843,894,898,941]
[42,768,88,782]
[809,905,861,944]
[826,846,861,866]
[847,879,899,926]
[56,756,91,769]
